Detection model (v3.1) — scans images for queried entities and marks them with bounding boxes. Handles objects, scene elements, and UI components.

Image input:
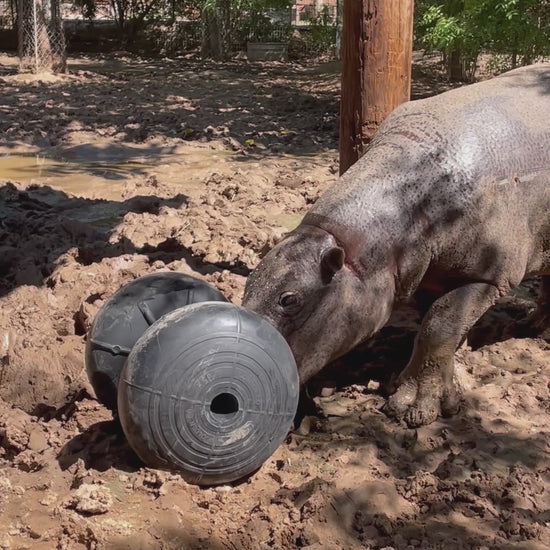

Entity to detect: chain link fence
[1,0,339,62]
[17,0,66,72]
[0,0,17,28]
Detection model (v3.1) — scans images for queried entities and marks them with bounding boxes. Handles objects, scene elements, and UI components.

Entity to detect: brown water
[0,148,235,200]
[0,153,143,198]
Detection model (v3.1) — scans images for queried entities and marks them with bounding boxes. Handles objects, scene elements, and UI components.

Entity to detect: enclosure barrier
[17,0,66,72]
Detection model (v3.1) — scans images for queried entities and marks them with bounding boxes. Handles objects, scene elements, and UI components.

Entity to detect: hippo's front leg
[386,282,505,427]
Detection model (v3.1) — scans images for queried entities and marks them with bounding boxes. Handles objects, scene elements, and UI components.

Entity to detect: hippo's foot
[384,370,461,427]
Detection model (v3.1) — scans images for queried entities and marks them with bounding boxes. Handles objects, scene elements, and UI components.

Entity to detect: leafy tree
[288,5,337,58]
[416,0,477,79]
[74,0,96,20]
[110,0,165,40]
[483,0,550,67]
[416,0,550,80]
[61,0,292,53]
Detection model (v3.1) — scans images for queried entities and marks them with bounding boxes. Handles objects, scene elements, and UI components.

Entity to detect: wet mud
[0,53,548,550]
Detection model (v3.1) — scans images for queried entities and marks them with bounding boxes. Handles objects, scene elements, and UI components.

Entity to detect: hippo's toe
[384,378,417,417]
[404,399,440,427]
[403,379,442,427]
[385,375,462,427]
[441,385,462,417]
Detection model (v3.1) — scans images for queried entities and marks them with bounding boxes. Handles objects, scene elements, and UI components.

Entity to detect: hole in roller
[210,393,239,415]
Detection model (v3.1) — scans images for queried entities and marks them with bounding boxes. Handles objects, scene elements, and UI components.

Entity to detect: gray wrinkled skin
[242,64,550,427]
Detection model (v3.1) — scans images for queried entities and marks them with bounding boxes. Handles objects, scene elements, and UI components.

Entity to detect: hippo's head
[242,225,395,384]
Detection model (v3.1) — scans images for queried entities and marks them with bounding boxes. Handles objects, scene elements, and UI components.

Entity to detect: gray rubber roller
[117,302,299,486]
[85,272,227,411]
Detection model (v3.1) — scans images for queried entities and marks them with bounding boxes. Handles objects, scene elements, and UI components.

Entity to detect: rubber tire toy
[85,272,227,411]
[117,302,299,486]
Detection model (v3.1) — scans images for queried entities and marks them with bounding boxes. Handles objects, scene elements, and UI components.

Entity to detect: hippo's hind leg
[526,275,550,335]
[385,282,504,427]
[508,275,550,338]
[536,275,550,333]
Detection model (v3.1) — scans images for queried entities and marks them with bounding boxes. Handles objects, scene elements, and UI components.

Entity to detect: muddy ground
[0,52,549,550]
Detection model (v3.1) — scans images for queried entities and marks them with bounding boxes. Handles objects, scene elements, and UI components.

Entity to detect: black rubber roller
[85,272,227,411]
[117,302,299,486]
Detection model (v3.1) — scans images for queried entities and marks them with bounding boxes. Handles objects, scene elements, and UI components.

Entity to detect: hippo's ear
[321,246,345,282]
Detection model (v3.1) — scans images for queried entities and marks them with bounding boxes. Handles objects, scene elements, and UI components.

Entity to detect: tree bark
[444,0,465,81]
[334,0,343,60]
[110,0,126,36]
[339,0,414,175]
[448,49,464,80]
[201,0,231,60]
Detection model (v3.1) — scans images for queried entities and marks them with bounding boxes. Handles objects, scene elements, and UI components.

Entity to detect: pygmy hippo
[242,64,550,427]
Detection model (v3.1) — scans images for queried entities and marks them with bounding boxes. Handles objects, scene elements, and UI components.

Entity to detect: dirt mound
[0,166,322,413]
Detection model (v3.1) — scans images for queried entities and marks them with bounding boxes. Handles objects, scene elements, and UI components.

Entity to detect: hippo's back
[381,63,550,180]
[305,64,550,238]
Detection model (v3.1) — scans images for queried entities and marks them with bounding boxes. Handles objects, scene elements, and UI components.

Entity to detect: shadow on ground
[0,55,341,157]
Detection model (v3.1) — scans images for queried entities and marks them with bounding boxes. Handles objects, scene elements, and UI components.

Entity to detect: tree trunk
[201,0,231,60]
[334,0,343,60]
[444,0,465,80]
[201,7,220,59]
[18,0,66,73]
[10,0,18,30]
[448,49,464,80]
[339,0,414,175]
[110,0,127,38]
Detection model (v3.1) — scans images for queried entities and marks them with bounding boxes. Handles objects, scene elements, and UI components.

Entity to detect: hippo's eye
[278,291,301,310]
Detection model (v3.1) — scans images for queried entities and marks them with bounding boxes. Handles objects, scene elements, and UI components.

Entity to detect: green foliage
[67,0,292,49]
[488,0,550,64]
[416,0,550,76]
[74,0,97,20]
[308,6,336,52]
[419,5,463,51]
[288,5,336,58]
[199,0,291,59]
[416,1,481,78]
[201,0,291,10]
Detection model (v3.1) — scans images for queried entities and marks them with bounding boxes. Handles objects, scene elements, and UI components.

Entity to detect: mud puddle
[0,147,236,199]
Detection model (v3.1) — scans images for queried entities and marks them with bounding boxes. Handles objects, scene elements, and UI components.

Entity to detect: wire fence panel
[0,0,17,29]
[17,0,66,72]
[2,0,339,62]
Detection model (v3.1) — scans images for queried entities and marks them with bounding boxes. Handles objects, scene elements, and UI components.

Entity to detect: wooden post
[339,0,414,175]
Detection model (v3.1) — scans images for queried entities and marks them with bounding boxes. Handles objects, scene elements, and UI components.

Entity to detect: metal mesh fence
[0,0,17,29]
[145,20,202,57]
[2,0,338,61]
[17,0,66,72]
